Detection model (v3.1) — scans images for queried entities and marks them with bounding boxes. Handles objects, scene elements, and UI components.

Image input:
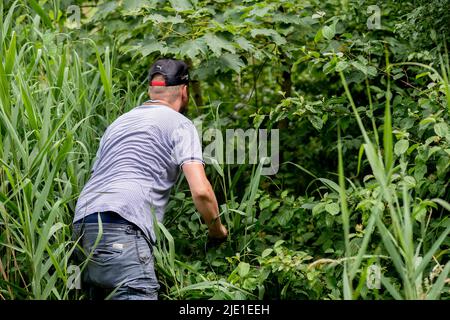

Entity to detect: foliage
[0,0,449,300]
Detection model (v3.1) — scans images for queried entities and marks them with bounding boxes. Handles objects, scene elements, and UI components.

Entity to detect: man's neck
[144,99,180,112]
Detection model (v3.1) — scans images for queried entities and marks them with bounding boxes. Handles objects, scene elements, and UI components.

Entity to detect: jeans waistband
[76,211,129,225]
[73,211,155,246]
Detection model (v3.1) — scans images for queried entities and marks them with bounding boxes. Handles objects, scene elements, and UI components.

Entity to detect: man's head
[148,59,190,114]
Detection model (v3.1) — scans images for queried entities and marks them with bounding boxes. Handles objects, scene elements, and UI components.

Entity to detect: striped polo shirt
[73,101,204,243]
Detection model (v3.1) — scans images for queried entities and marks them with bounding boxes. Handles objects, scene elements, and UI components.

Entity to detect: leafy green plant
[1,0,449,300]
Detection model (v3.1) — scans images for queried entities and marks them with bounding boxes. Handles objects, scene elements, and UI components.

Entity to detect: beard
[179,95,189,115]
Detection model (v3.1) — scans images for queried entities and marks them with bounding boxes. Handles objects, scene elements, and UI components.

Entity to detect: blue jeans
[72,222,160,300]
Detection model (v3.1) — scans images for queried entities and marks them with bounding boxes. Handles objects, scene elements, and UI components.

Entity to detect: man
[72,58,228,300]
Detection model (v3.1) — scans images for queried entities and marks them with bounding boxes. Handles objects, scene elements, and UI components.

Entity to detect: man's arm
[182,162,228,240]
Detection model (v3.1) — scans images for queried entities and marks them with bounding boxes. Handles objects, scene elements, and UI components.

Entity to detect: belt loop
[126,225,133,234]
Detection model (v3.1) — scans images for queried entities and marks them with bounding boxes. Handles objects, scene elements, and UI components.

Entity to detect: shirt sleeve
[171,121,204,168]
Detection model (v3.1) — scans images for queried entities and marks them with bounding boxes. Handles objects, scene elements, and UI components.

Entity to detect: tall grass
[336,47,450,299]
[0,1,265,299]
[0,2,142,299]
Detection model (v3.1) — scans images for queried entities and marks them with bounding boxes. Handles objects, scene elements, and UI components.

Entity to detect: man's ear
[182,84,189,100]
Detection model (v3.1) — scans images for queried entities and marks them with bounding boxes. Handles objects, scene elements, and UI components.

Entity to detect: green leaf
[314,28,323,43]
[235,37,254,52]
[249,6,272,17]
[308,115,323,130]
[434,122,448,137]
[367,66,377,77]
[5,31,16,74]
[261,248,273,258]
[274,240,285,248]
[352,61,368,75]
[203,33,235,57]
[139,42,168,57]
[426,262,450,299]
[414,222,450,280]
[169,0,193,11]
[272,13,302,25]
[322,25,335,40]
[394,139,409,156]
[276,208,294,226]
[123,0,152,13]
[180,38,206,59]
[192,58,222,80]
[143,14,185,24]
[250,28,286,46]
[419,117,436,126]
[156,222,176,270]
[325,203,340,215]
[335,61,349,72]
[28,0,54,29]
[317,178,341,193]
[356,144,365,176]
[208,156,224,177]
[220,53,245,73]
[381,275,403,300]
[92,2,119,20]
[416,72,430,79]
[238,262,250,278]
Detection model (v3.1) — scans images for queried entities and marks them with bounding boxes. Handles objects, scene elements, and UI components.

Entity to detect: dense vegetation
[0,0,449,300]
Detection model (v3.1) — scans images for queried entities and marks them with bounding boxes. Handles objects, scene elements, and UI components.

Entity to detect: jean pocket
[72,224,82,241]
[136,238,152,265]
[89,246,123,265]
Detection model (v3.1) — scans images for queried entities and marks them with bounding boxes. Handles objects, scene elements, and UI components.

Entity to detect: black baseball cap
[148,59,190,86]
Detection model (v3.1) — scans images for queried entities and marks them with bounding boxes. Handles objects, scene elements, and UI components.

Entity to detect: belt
[77,211,129,224]
[74,211,155,246]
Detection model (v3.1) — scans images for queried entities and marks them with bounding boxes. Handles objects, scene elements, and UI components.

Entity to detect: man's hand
[182,162,228,242]
[208,221,228,240]
[207,221,228,249]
